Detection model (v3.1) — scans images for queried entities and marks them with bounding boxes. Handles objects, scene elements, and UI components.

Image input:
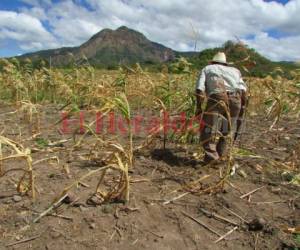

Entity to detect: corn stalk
[0,136,35,199]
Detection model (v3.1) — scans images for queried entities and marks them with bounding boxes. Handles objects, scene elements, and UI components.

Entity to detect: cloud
[83,0,300,60]
[1,0,300,61]
[245,32,300,61]
[0,10,58,51]
[46,1,102,46]
[20,7,47,20]
[20,0,52,7]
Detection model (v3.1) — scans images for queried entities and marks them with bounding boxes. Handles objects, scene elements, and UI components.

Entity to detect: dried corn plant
[0,136,35,198]
[60,93,133,204]
[17,101,41,133]
[1,56,300,207]
[249,71,300,127]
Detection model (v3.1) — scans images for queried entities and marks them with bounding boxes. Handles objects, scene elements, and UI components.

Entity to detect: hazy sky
[0,0,299,61]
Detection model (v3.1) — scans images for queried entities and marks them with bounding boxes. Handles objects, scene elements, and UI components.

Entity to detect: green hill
[185,41,299,77]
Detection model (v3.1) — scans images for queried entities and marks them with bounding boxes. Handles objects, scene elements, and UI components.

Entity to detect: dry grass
[0,59,299,203]
[0,135,34,198]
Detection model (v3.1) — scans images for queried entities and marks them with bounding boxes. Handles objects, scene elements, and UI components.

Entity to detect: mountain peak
[114,26,145,38]
[22,26,176,66]
[116,26,131,31]
[89,26,144,42]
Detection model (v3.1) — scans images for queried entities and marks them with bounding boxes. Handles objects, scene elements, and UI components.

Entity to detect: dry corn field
[0,59,300,250]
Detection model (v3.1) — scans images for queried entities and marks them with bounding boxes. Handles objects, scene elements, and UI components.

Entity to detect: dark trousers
[200,92,241,161]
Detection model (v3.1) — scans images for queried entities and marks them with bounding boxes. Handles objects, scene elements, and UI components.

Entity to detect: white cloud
[20,7,47,20]
[20,0,52,7]
[0,10,58,51]
[45,1,102,46]
[245,32,300,61]
[20,42,44,51]
[1,0,300,60]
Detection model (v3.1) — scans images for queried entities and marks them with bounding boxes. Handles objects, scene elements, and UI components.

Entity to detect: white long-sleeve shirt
[196,64,247,95]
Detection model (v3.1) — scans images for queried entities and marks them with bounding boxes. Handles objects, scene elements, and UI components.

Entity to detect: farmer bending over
[195,52,247,164]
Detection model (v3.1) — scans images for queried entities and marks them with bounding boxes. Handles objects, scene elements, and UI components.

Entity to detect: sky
[0,0,300,61]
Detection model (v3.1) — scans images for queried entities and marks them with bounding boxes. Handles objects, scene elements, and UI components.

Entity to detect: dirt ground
[0,103,299,250]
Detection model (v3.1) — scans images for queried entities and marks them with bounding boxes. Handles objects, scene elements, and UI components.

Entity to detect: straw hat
[211,52,228,65]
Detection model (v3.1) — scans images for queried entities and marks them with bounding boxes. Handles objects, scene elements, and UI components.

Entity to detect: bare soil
[0,103,299,250]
